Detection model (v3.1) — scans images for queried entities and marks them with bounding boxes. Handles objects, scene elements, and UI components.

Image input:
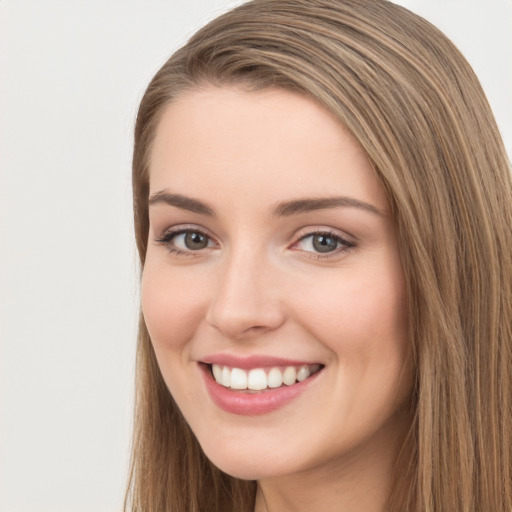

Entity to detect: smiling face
[142,86,412,486]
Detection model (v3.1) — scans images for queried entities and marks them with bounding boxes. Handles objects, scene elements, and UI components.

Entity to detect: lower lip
[200,364,322,415]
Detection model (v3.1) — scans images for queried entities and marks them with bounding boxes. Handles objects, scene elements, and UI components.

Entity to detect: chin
[198,434,309,481]
[201,445,270,480]
[212,458,283,481]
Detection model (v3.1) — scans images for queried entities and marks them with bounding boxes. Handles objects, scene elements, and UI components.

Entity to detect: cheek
[293,265,408,362]
[141,262,208,351]
[295,270,411,433]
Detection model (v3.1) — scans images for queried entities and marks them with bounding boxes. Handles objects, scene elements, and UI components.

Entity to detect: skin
[142,86,413,512]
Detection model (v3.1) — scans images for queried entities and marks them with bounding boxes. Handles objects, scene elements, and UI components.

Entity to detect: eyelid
[289,227,356,258]
[155,224,219,256]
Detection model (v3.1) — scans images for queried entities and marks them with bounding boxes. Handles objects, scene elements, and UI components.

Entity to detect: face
[142,86,412,482]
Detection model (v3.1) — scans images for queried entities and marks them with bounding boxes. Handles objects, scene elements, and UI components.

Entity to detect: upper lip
[200,354,322,369]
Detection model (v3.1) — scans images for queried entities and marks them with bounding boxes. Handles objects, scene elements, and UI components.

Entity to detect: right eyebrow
[148,191,216,216]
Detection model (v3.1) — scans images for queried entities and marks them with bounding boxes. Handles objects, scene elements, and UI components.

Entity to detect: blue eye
[295,232,354,255]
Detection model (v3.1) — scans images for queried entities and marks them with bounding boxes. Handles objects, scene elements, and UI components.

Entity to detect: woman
[125,1,512,510]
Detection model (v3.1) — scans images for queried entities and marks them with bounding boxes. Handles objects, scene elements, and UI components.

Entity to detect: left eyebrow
[272,196,387,218]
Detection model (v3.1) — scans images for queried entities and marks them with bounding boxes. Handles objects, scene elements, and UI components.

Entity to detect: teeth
[267,367,283,388]
[212,364,222,382]
[221,366,231,387]
[297,366,311,382]
[282,366,297,386]
[230,368,247,390]
[248,369,267,390]
[211,364,320,390]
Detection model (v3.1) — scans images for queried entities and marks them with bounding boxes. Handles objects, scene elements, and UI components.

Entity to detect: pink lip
[199,361,323,416]
[202,353,318,370]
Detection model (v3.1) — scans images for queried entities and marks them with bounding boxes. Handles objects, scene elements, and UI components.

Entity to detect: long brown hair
[126,1,512,510]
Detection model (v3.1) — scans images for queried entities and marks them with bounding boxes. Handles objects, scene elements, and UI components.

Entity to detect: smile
[200,359,325,415]
[211,363,322,391]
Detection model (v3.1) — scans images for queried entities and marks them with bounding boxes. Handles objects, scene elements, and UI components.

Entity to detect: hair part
[127,1,512,510]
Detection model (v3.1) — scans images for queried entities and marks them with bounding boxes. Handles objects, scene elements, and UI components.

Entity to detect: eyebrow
[148,191,216,216]
[272,196,386,217]
[148,190,386,218]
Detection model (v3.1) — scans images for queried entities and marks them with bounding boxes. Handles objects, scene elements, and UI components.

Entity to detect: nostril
[242,325,267,334]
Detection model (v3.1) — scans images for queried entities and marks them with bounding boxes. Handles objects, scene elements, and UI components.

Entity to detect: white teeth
[221,366,231,387]
[212,364,222,382]
[230,368,248,389]
[282,366,297,386]
[211,363,320,390]
[248,369,267,390]
[296,366,311,382]
[267,367,283,388]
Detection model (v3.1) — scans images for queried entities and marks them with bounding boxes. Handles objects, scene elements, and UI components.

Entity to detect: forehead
[149,86,388,213]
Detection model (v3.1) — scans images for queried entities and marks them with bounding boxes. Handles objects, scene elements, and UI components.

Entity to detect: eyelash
[291,230,356,259]
[155,227,216,257]
[155,227,356,259]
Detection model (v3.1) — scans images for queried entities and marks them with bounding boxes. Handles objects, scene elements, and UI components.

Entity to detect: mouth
[198,355,325,415]
[208,363,323,391]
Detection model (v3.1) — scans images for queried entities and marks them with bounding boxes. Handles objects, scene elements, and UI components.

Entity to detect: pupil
[313,234,337,253]
[185,232,208,250]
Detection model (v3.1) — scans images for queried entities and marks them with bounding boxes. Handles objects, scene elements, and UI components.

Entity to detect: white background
[0,1,510,511]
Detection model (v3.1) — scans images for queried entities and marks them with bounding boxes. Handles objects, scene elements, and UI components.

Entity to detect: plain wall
[0,1,510,511]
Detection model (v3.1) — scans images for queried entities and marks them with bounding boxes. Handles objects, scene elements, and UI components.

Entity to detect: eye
[293,231,355,256]
[156,228,215,255]
[176,231,211,250]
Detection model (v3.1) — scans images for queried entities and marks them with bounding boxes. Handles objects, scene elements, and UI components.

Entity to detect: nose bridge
[206,240,284,339]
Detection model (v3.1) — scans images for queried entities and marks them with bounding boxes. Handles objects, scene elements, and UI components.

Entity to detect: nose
[205,249,286,340]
